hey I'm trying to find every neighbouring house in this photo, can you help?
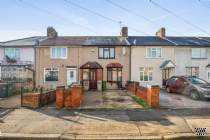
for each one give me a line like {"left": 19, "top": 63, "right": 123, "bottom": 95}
{"left": 0, "top": 37, "right": 46, "bottom": 87}
{"left": 130, "top": 27, "right": 210, "bottom": 87}
{"left": 35, "top": 27, "right": 130, "bottom": 90}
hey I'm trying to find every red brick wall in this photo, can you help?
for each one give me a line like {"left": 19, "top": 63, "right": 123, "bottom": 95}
{"left": 135, "top": 86, "right": 147, "bottom": 101}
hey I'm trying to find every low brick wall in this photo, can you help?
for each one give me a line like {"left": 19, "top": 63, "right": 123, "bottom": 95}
{"left": 56, "top": 84, "right": 83, "bottom": 109}
{"left": 22, "top": 90, "right": 56, "bottom": 109}
{"left": 126, "top": 81, "right": 139, "bottom": 93}
{"left": 126, "top": 81, "right": 160, "bottom": 108}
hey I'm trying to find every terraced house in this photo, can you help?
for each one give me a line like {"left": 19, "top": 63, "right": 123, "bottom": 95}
{"left": 35, "top": 27, "right": 130, "bottom": 90}
{"left": 1, "top": 27, "right": 210, "bottom": 90}
{"left": 0, "top": 37, "right": 45, "bottom": 86}
{"left": 130, "top": 28, "right": 210, "bottom": 87}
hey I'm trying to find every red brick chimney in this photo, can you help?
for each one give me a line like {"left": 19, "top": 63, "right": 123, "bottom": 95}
{"left": 155, "top": 27, "right": 165, "bottom": 38}
{"left": 120, "top": 27, "right": 128, "bottom": 37}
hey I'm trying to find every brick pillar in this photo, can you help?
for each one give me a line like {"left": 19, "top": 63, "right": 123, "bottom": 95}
{"left": 56, "top": 86, "right": 65, "bottom": 109}
{"left": 147, "top": 85, "right": 160, "bottom": 108}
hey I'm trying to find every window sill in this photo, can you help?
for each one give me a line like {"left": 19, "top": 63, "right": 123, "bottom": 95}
{"left": 145, "top": 57, "right": 162, "bottom": 59}
{"left": 191, "top": 58, "right": 208, "bottom": 59}
{"left": 50, "top": 57, "right": 67, "bottom": 60}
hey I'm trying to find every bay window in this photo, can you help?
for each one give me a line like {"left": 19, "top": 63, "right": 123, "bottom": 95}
{"left": 107, "top": 68, "right": 122, "bottom": 82}
{"left": 186, "top": 67, "right": 199, "bottom": 77}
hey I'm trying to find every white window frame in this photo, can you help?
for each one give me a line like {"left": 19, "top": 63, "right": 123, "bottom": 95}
{"left": 146, "top": 47, "right": 162, "bottom": 58}
{"left": 139, "top": 67, "right": 153, "bottom": 82}
{"left": 44, "top": 68, "right": 59, "bottom": 83}
{"left": 50, "top": 47, "right": 67, "bottom": 59}
{"left": 191, "top": 48, "right": 207, "bottom": 59}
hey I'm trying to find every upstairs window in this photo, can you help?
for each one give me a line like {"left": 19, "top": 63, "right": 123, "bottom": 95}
{"left": 98, "top": 47, "right": 115, "bottom": 59}
{"left": 5, "top": 48, "right": 20, "bottom": 59}
{"left": 191, "top": 48, "right": 207, "bottom": 59}
{"left": 146, "top": 48, "right": 162, "bottom": 58}
{"left": 51, "top": 47, "right": 67, "bottom": 59}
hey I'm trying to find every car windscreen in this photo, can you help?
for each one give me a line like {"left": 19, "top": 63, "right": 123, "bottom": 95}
{"left": 187, "top": 77, "right": 207, "bottom": 84}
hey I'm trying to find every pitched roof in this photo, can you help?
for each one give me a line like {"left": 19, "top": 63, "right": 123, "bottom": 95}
{"left": 165, "top": 37, "right": 210, "bottom": 46}
{"left": 39, "top": 36, "right": 128, "bottom": 46}
{"left": 1, "top": 36, "right": 46, "bottom": 47}
{"left": 80, "top": 61, "right": 103, "bottom": 69}
{"left": 127, "top": 36, "right": 174, "bottom": 46}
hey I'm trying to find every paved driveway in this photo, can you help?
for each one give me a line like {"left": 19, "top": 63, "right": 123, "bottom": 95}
{"left": 0, "top": 95, "right": 21, "bottom": 109}
{"left": 160, "top": 90, "right": 210, "bottom": 109}
{"left": 81, "top": 90, "right": 142, "bottom": 109}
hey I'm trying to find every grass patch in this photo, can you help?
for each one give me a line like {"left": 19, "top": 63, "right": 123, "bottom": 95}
{"left": 131, "top": 95, "right": 150, "bottom": 108}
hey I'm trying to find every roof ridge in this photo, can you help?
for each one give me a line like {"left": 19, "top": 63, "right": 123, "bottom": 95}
{"left": 1, "top": 36, "right": 45, "bottom": 44}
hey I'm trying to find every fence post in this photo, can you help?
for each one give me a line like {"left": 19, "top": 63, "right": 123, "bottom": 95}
{"left": 39, "top": 87, "right": 43, "bottom": 107}
{"left": 20, "top": 85, "right": 23, "bottom": 107}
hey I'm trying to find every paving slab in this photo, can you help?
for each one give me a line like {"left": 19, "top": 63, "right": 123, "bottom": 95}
{"left": 137, "top": 116, "right": 192, "bottom": 136}
{"left": 185, "top": 118, "right": 210, "bottom": 134}
{"left": 67, "top": 116, "right": 140, "bottom": 135}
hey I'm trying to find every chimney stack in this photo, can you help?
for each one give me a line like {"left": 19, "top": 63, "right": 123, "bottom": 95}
{"left": 47, "top": 26, "right": 58, "bottom": 38}
{"left": 155, "top": 27, "right": 165, "bottom": 38}
{"left": 120, "top": 27, "right": 128, "bottom": 37}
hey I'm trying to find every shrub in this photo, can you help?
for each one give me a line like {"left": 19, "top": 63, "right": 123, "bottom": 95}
{"left": 102, "top": 81, "right": 107, "bottom": 91}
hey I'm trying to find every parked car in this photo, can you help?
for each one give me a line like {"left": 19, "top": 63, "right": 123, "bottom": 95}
{"left": 166, "top": 76, "right": 210, "bottom": 100}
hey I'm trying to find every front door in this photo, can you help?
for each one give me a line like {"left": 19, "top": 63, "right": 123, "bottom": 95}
{"left": 89, "top": 69, "right": 97, "bottom": 90}
{"left": 162, "top": 68, "right": 170, "bottom": 86}
{"left": 67, "top": 68, "right": 77, "bottom": 86}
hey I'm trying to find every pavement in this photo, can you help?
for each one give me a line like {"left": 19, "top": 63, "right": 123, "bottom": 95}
{"left": 81, "top": 90, "right": 142, "bottom": 109}
{"left": 0, "top": 108, "right": 210, "bottom": 139}
{"left": 160, "top": 89, "right": 210, "bottom": 109}
{"left": 0, "top": 94, "right": 21, "bottom": 109}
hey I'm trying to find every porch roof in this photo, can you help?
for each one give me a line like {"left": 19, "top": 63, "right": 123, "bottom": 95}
{"left": 106, "top": 62, "right": 123, "bottom": 68}
{"left": 160, "top": 60, "right": 175, "bottom": 69}
{"left": 80, "top": 61, "right": 103, "bottom": 69}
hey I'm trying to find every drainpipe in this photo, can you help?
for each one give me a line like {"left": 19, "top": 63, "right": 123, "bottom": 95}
{"left": 129, "top": 45, "right": 131, "bottom": 81}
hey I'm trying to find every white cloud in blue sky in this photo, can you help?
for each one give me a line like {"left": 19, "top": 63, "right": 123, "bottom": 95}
{"left": 0, "top": 0, "right": 210, "bottom": 41}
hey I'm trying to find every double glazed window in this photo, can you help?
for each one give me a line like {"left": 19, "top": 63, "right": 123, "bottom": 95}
{"left": 107, "top": 68, "right": 122, "bottom": 82}
{"left": 98, "top": 47, "right": 115, "bottom": 59}
{"left": 191, "top": 48, "right": 207, "bottom": 59}
{"left": 139, "top": 67, "right": 153, "bottom": 82}
{"left": 5, "top": 48, "right": 20, "bottom": 59}
{"left": 44, "top": 68, "right": 59, "bottom": 82}
{"left": 186, "top": 67, "right": 199, "bottom": 77}
{"left": 146, "top": 48, "right": 161, "bottom": 58}
{"left": 51, "top": 47, "right": 67, "bottom": 59}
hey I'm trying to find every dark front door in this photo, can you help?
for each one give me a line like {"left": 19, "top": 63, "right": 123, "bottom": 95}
{"left": 89, "top": 69, "right": 97, "bottom": 90}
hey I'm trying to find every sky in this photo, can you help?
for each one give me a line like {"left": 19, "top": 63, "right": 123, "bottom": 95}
{"left": 0, "top": 0, "right": 210, "bottom": 42}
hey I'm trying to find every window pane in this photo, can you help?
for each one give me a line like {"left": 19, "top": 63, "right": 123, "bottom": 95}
{"left": 104, "top": 48, "right": 110, "bottom": 58}
{"left": 192, "top": 48, "right": 200, "bottom": 58}
{"left": 107, "top": 70, "right": 112, "bottom": 81}
{"left": 51, "top": 48, "right": 67, "bottom": 58}
{"left": 200, "top": 48, "right": 206, "bottom": 58}
{"left": 156, "top": 48, "right": 161, "bottom": 57}
{"left": 118, "top": 70, "right": 122, "bottom": 81}
{"left": 99, "top": 48, "right": 103, "bottom": 58}
{"left": 61, "top": 48, "right": 67, "bottom": 57}
{"left": 5, "top": 48, "right": 20, "bottom": 59}
{"left": 147, "top": 48, "right": 151, "bottom": 57}
{"left": 110, "top": 48, "right": 114, "bottom": 58}
{"left": 140, "top": 72, "right": 144, "bottom": 81}
{"left": 112, "top": 70, "right": 117, "bottom": 81}
{"left": 45, "top": 69, "right": 58, "bottom": 82}
{"left": 149, "top": 72, "right": 153, "bottom": 81}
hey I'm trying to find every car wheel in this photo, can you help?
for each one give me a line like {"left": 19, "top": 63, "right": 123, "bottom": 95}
{"left": 166, "top": 86, "right": 171, "bottom": 93}
{"left": 190, "top": 90, "right": 200, "bottom": 100}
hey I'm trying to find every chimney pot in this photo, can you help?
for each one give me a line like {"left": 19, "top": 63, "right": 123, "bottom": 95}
{"left": 47, "top": 26, "right": 58, "bottom": 38}
{"left": 120, "top": 27, "right": 128, "bottom": 37}
{"left": 155, "top": 27, "right": 165, "bottom": 38}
